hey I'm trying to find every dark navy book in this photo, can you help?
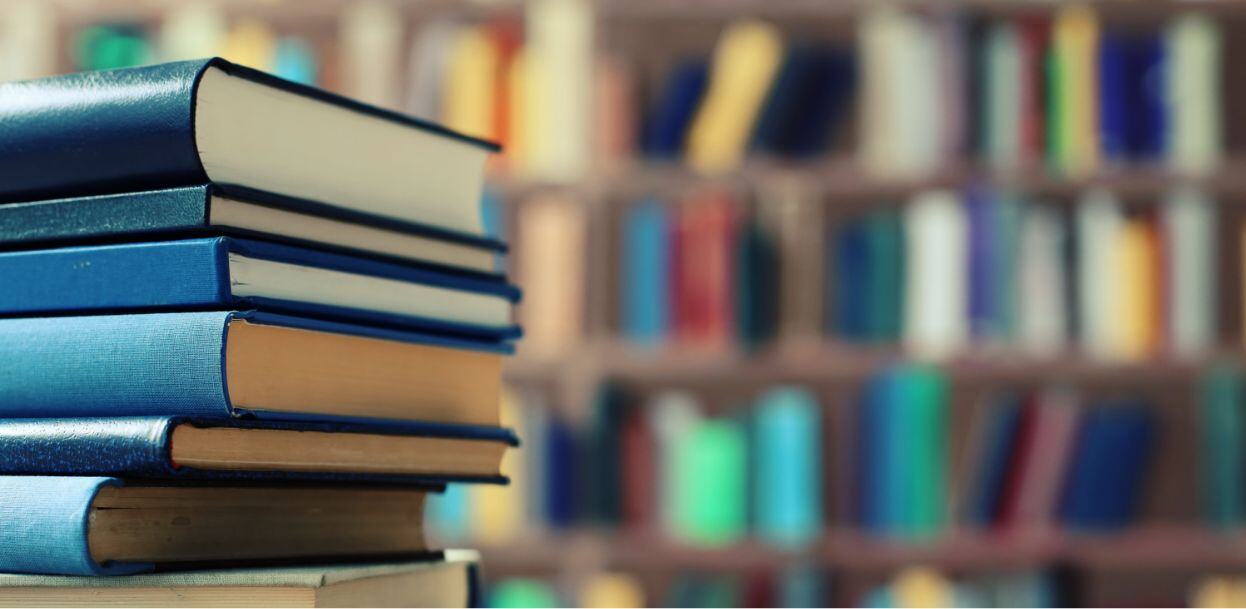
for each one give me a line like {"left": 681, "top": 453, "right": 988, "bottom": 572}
{"left": 0, "top": 236, "right": 520, "bottom": 341}
{"left": 0, "top": 184, "right": 505, "bottom": 276}
{"left": 0, "top": 416, "right": 515, "bottom": 486}
{"left": 0, "top": 58, "right": 499, "bottom": 244}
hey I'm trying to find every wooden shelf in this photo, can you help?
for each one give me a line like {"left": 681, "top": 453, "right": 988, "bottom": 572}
{"left": 473, "top": 527, "right": 1246, "bottom": 574}
{"left": 600, "top": 0, "right": 1246, "bottom": 21}
{"left": 488, "top": 159, "right": 1246, "bottom": 202}
{"left": 504, "top": 341, "right": 1220, "bottom": 387}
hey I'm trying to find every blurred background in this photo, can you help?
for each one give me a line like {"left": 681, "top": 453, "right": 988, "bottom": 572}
{"left": 6, "top": 0, "right": 1246, "bottom": 606}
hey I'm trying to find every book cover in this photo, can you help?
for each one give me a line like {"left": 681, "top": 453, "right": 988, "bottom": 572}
{"left": 0, "top": 236, "right": 519, "bottom": 340}
{"left": 621, "top": 199, "right": 670, "bottom": 345}
{"left": 0, "top": 416, "right": 514, "bottom": 485}
{"left": 753, "top": 387, "right": 821, "bottom": 547}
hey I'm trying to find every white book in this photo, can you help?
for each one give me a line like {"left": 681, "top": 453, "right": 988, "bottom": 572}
{"left": 1166, "top": 13, "right": 1222, "bottom": 174}
{"left": 1018, "top": 203, "right": 1068, "bottom": 355}
{"left": 1076, "top": 189, "right": 1125, "bottom": 359}
{"left": 1163, "top": 186, "right": 1217, "bottom": 356}
{"left": 903, "top": 190, "right": 969, "bottom": 360}
{"left": 859, "top": 7, "right": 901, "bottom": 175}
{"left": 405, "top": 19, "right": 460, "bottom": 121}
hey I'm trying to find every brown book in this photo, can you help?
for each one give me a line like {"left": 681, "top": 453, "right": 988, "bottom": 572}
{"left": 90, "top": 485, "right": 428, "bottom": 567}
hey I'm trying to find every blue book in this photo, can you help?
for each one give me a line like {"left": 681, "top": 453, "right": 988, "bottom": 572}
{"left": 0, "top": 417, "right": 516, "bottom": 485}
{"left": 621, "top": 199, "right": 669, "bottom": 344}
{"left": 754, "top": 388, "right": 822, "bottom": 547}
{"left": 0, "top": 310, "right": 509, "bottom": 427}
{"left": 0, "top": 185, "right": 505, "bottom": 276}
{"left": 0, "top": 476, "right": 442, "bottom": 575}
{"left": 832, "top": 218, "right": 870, "bottom": 341}
{"left": 642, "top": 58, "right": 709, "bottom": 158}
{"left": 1124, "top": 35, "right": 1166, "bottom": 159}
{"left": 0, "top": 236, "right": 519, "bottom": 340}
{"left": 0, "top": 58, "right": 499, "bottom": 242}
{"left": 1098, "top": 34, "right": 1130, "bottom": 160}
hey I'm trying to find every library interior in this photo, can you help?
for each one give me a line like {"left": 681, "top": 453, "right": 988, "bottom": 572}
{"left": 2, "top": 0, "right": 1245, "bottom": 607}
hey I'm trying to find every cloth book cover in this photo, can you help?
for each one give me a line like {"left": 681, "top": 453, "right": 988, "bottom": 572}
{"left": 0, "top": 310, "right": 507, "bottom": 421}
{"left": 0, "top": 236, "right": 520, "bottom": 340}
{"left": 0, "top": 417, "right": 516, "bottom": 485}
{"left": 0, "top": 58, "right": 499, "bottom": 243}
{"left": 0, "top": 184, "right": 507, "bottom": 269}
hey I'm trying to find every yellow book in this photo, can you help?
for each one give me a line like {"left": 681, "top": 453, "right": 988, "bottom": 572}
{"left": 0, "top": 1, "right": 55, "bottom": 81}
{"left": 1114, "top": 219, "right": 1155, "bottom": 360}
{"left": 580, "top": 572, "right": 645, "bottom": 608}
{"left": 685, "top": 20, "right": 784, "bottom": 174}
{"left": 1052, "top": 5, "right": 1099, "bottom": 176}
{"left": 521, "top": 0, "right": 592, "bottom": 182}
{"left": 506, "top": 48, "right": 532, "bottom": 169}
{"left": 441, "top": 26, "right": 498, "bottom": 141}
{"left": 221, "top": 19, "right": 275, "bottom": 72}
{"left": 892, "top": 567, "right": 953, "bottom": 608}
{"left": 469, "top": 387, "right": 525, "bottom": 544}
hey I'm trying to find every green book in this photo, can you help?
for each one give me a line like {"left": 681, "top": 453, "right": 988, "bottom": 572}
{"left": 673, "top": 419, "right": 748, "bottom": 545}
{"left": 1201, "top": 366, "right": 1244, "bottom": 527}
{"left": 903, "top": 365, "right": 949, "bottom": 539}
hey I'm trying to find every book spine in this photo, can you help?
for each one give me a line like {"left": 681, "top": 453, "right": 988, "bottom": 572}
{"left": 0, "top": 60, "right": 208, "bottom": 203}
{"left": 0, "top": 187, "right": 210, "bottom": 247}
{"left": 0, "top": 238, "right": 230, "bottom": 315}
{"left": 0, "top": 476, "right": 148, "bottom": 575}
{"left": 0, "top": 312, "right": 233, "bottom": 418}
{"left": 0, "top": 419, "right": 174, "bottom": 476}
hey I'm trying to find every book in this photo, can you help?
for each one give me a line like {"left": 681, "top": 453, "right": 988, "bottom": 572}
{"left": 685, "top": 20, "right": 784, "bottom": 173}
{"left": 0, "top": 555, "right": 480, "bottom": 607}
{"left": 903, "top": 190, "right": 968, "bottom": 359}
{"left": 0, "top": 58, "right": 498, "bottom": 238}
{"left": 0, "top": 477, "right": 430, "bottom": 575}
{"left": 0, "top": 185, "right": 504, "bottom": 274}
{"left": 753, "top": 387, "right": 821, "bottom": 547}
{"left": 441, "top": 25, "right": 499, "bottom": 141}
{"left": 1018, "top": 202, "right": 1068, "bottom": 355}
{"left": 673, "top": 192, "right": 737, "bottom": 347}
{"left": 221, "top": 19, "right": 275, "bottom": 72}
{"left": 0, "top": 237, "right": 519, "bottom": 339}
{"left": 516, "top": 194, "right": 586, "bottom": 356}
{"left": 672, "top": 418, "right": 747, "bottom": 545}
{"left": 1049, "top": 5, "right": 1100, "bottom": 175}
{"left": 339, "top": 1, "right": 402, "bottom": 109}
{"left": 0, "top": 311, "right": 506, "bottom": 426}
{"left": 1075, "top": 189, "right": 1124, "bottom": 359}
{"left": 621, "top": 199, "right": 670, "bottom": 345}
{"left": 0, "top": 1, "right": 55, "bottom": 82}
{"left": 642, "top": 58, "right": 709, "bottom": 158}
{"left": 0, "top": 417, "right": 514, "bottom": 483}
{"left": 1201, "top": 366, "right": 1244, "bottom": 527}
{"left": 1166, "top": 13, "right": 1222, "bottom": 173}
{"left": 1163, "top": 187, "right": 1216, "bottom": 356}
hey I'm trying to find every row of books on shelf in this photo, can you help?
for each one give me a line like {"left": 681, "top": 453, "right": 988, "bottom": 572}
{"left": 427, "top": 367, "right": 1197, "bottom": 549}
{"left": 518, "top": 185, "right": 1223, "bottom": 360}
{"left": 5, "top": 2, "right": 1226, "bottom": 184}
{"left": 0, "top": 59, "right": 519, "bottom": 606}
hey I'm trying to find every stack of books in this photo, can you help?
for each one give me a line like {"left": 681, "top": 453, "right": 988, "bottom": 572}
{"left": 0, "top": 58, "right": 518, "bottom": 607}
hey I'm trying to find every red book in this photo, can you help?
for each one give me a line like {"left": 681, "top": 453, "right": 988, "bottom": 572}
{"left": 1019, "top": 17, "right": 1050, "bottom": 165}
{"left": 674, "top": 191, "right": 737, "bottom": 347}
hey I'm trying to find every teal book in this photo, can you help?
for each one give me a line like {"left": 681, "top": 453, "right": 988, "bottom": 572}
{"left": 754, "top": 387, "right": 822, "bottom": 547}
{"left": 621, "top": 199, "right": 669, "bottom": 344}
{"left": 1201, "top": 366, "right": 1244, "bottom": 527}
{"left": 864, "top": 209, "right": 905, "bottom": 343}
{"left": 903, "top": 365, "right": 950, "bottom": 538}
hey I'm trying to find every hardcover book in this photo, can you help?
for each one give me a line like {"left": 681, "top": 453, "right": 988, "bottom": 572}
{"left": 0, "top": 58, "right": 498, "bottom": 240}
{"left": 0, "top": 236, "right": 519, "bottom": 340}
{"left": 0, "top": 554, "right": 480, "bottom": 607}
{"left": 0, "top": 185, "right": 504, "bottom": 275}
{"left": 0, "top": 311, "right": 507, "bottom": 426}
{"left": 0, "top": 477, "right": 432, "bottom": 575}
{"left": 0, "top": 417, "right": 515, "bottom": 484}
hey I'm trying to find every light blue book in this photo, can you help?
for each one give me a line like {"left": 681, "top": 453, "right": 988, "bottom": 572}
{"left": 622, "top": 199, "right": 669, "bottom": 344}
{"left": 754, "top": 387, "right": 822, "bottom": 547}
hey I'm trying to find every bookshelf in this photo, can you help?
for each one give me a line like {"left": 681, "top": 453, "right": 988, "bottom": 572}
{"left": 15, "top": 0, "right": 1246, "bottom": 605}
